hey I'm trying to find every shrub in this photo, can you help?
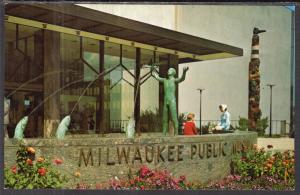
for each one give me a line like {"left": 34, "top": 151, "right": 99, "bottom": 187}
{"left": 236, "top": 117, "right": 268, "bottom": 135}
{"left": 140, "top": 109, "right": 161, "bottom": 132}
{"left": 256, "top": 117, "right": 269, "bottom": 136}
{"left": 4, "top": 143, "right": 68, "bottom": 189}
{"left": 232, "top": 146, "right": 270, "bottom": 179}
{"left": 206, "top": 146, "right": 295, "bottom": 190}
{"left": 237, "top": 117, "right": 249, "bottom": 131}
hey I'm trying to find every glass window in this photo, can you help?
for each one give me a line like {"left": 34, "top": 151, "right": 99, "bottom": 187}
{"left": 4, "top": 22, "right": 43, "bottom": 138}
{"left": 104, "top": 43, "right": 136, "bottom": 132}
{"left": 60, "top": 34, "right": 99, "bottom": 132}
{"left": 139, "top": 49, "right": 169, "bottom": 132}
{"left": 5, "top": 21, "right": 177, "bottom": 136}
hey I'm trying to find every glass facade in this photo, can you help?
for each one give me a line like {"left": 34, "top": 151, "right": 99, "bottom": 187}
{"left": 4, "top": 21, "right": 178, "bottom": 137}
{"left": 60, "top": 33, "right": 99, "bottom": 132}
{"left": 4, "top": 22, "right": 44, "bottom": 137}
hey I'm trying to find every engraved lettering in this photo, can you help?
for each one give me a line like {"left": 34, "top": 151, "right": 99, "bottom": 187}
{"left": 157, "top": 146, "right": 165, "bottom": 162}
{"left": 145, "top": 146, "right": 154, "bottom": 163}
{"left": 106, "top": 147, "right": 115, "bottom": 165}
{"left": 177, "top": 145, "right": 184, "bottom": 161}
{"left": 198, "top": 144, "right": 205, "bottom": 159}
{"left": 222, "top": 142, "right": 227, "bottom": 156}
{"left": 207, "top": 143, "right": 212, "bottom": 158}
{"left": 213, "top": 143, "right": 218, "bottom": 158}
{"left": 78, "top": 148, "right": 93, "bottom": 167}
{"left": 191, "top": 144, "right": 197, "bottom": 159}
{"left": 117, "top": 147, "right": 130, "bottom": 164}
{"left": 168, "top": 145, "right": 175, "bottom": 161}
{"left": 132, "top": 146, "right": 142, "bottom": 164}
{"left": 98, "top": 147, "right": 101, "bottom": 166}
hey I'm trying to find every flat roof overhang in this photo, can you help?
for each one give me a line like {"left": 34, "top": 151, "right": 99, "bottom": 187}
{"left": 5, "top": 3, "right": 243, "bottom": 63}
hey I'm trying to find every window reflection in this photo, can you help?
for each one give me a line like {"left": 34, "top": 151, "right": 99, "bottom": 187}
{"left": 4, "top": 22, "right": 43, "bottom": 138}
{"left": 60, "top": 34, "right": 99, "bottom": 133}
{"left": 4, "top": 21, "right": 177, "bottom": 136}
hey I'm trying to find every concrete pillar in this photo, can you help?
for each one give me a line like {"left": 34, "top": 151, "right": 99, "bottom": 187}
{"left": 135, "top": 48, "right": 141, "bottom": 136}
{"left": 34, "top": 30, "right": 44, "bottom": 137}
{"left": 43, "top": 30, "right": 61, "bottom": 138}
{"left": 96, "top": 40, "right": 106, "bottom": 134}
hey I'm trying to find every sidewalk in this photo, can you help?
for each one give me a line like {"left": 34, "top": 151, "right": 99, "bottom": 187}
{"left": 257, "top": 137, "right": 294, "bottom": 151}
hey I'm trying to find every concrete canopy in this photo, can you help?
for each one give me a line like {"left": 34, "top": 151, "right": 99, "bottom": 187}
{"left": 5, "top": 3, "right": 243, "bottom": 63}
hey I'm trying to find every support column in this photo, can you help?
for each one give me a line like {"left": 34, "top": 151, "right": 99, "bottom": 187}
{"left": 135, "top": 48, "right": 141, "bottom": 136}
{"left": 43, "top": 30, "right": 61, "bottom": 138}
{"left": 96, "top": 40, "right": 105, "bottom": 134}
{"left": 34, "top": 30, "right": 44, "bottom": 137}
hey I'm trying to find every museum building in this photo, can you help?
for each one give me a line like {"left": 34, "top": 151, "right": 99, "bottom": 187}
{"left": 4, "top": 4, "right": 243, "bottom": 138}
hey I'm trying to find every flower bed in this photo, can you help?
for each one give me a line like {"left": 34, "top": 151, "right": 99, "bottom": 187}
{"left": 4, "top": 143, "right": 295, "bottom": 190}
{"left": 204, "top": 144, "right": 295, "bottom": 190}
{"left": 74, "top": 144, "right": 295, "bottom": 190}
{"left": 4, "top": 143, "right": 68, "bottom": 189}
{"left": 76, "top": 166, "right": 191, "bottom": 190}
{"left": 232, "top": 144, "right": 295, "bottom": 182}
{"left": 204, "top": 174, "right": 294, "bottom": 190}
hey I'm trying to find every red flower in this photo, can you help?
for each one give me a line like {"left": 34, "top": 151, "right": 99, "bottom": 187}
{"left": 26, "top": 159, "right": 33, "bottom": 165}
{"left": 140, "top": 166, "right": 150, "bottom": 178}
{"left": 179, "top": 175, "right": 186, "bottom": 181}
{"left": 54, "top": 158, "right": 63, "bottom": 165}
{"left": 129, "top": 179, "right": 135, "bottom": 185}
{"left": 11, "top": 165, "right": 17, "bottom": 174}
{"left": 38, "top": 167, "right": 47, "bottom": 176}
{"left": 140, "top": 185, "right": 145, "bottom": 190}
{"left": 267, "top": 145, "right": 273, "bottom": 149}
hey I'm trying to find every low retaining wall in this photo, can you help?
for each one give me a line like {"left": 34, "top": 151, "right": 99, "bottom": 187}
{"left": 4, "top": 131, "right": 257, "bottom": 188}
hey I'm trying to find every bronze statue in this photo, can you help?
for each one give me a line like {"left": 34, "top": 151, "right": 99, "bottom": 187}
{"left": 151, "top": 65, "right": 189, "bottom": 135}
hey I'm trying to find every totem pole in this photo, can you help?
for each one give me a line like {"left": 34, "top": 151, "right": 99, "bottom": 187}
{"left": 248, "top": 27, "right": 266, "bottom": 130}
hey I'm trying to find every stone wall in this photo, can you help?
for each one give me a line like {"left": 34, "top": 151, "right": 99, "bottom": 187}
{"left": 4, "top": 131, "right": 257, "bottom": 188}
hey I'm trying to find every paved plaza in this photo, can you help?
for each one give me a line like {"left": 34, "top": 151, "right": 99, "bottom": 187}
{"left": 257, "top": 137, "right": 294, "bottom": 151}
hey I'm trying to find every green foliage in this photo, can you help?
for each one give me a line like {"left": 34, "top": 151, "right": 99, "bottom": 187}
{"left": 237, "top": 117, "right": 249, "bottom": 131}
{"left": 232, "top": 147, "right": 270, "bottom": 179}
{"left": 256, "top": 117, "right": 269, "bottom": 136}
{"left": 236, "top": 117, "right": 268, "bottom": 135}
{"left": 232, "top": 145, "right": 295, "bottom": 183}
{"left": 4, "top": 143, "right": 68, "bottom": 189}
{"left": 140, "top": 108, "right": 161, "bottom": 132}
